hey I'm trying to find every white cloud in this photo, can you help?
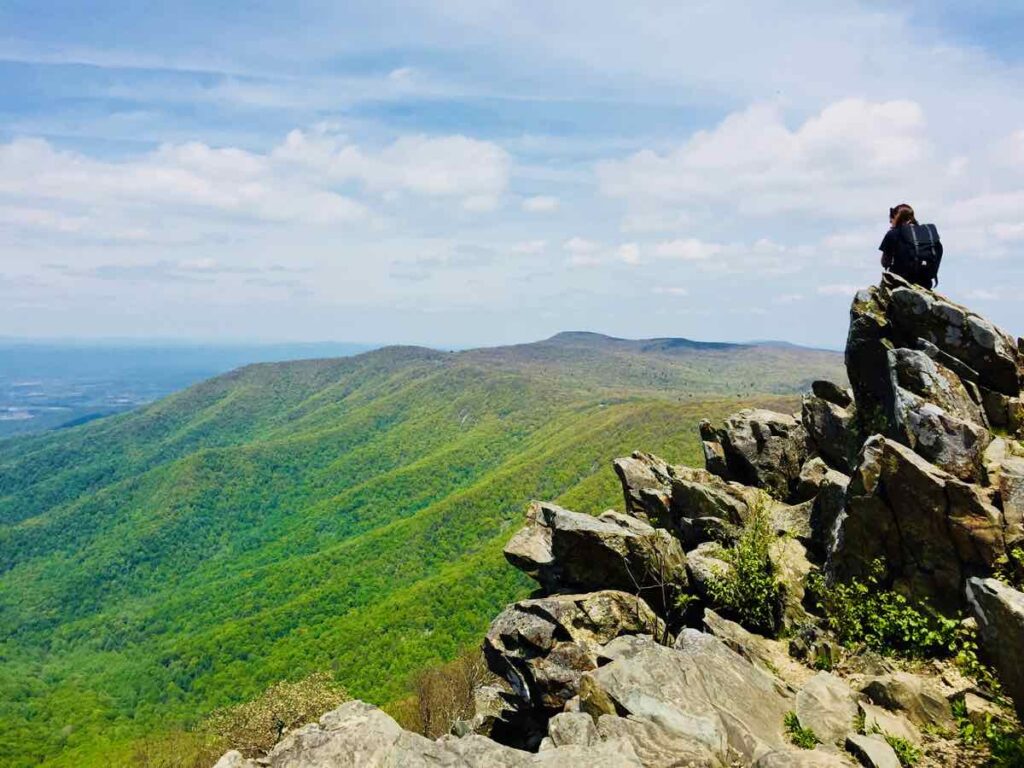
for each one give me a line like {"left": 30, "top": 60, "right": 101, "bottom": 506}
{"left": 0, "top": 136, "right": 366, "bottom": 229}
{"left": 563, "top": 236, "right": 600, "bottom": 255}
{"left": 0, "top": 127, "right": 512, "bottom": 244}
{"left": 618, "top": 243, "right": 640, "bottom": 265}
{"left": 274, "top": 128, "right": 510, "bottom": 206}
{"left": 773, "top": 293, "right": 804, "bottom": 304}
{"left": 967, "top": 288, "right": 1004, "bottom": 301}
{"left": 511, "top": 239, "right": 547, "bottom": 255}
{"left": 653, "top": 286, "right": 688, "bottom": 296}
{"left": 522, "top": 195, "right": 559, "bottom": 213}
{"left": 653, "top": 238, "right": 721, "bottom": 261}
{"left": 598, "top": 99, "right": 930, "bottom": 221}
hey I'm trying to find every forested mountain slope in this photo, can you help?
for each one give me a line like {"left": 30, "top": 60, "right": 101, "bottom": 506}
{"left": 0, "top": 334, "right": 844, "bottom": 766}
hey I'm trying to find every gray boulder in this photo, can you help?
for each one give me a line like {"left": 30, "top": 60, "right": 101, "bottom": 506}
{"left": 889, "top": 347, "right": 991, "bottom": 482}
{"left": 891, "top": 389, "right": 990, "bottom": 483}
{"left": 858, "top": 671, "right": 956, "bottom": 733}
{"left": 579, "top": 631, "right": 793, "bottom": 765}
{"left": 700, "top": 419, "right": 733, "bottom": 479}
{"left": 612, "top": 452, "right": 675, "bottom": 528}
{"left": 886, "top": 281, "right": 1023, "bottom": 397}
{"left": 846, "top": 285, "right": 898, "bottom": 437}
{"left": 670, "top": 467, "right": 759, "bottom": 546}
{"left": 844, "top": 734, "right": 901, "bottom": 768}
{"left": 544, "top": 712, "right": 598, "bottom": 748}
{"left": 833, "top": 436, "right": 1005, "bottom": 613}
{"left": 845, "top": 276, "right": 1024, "bottom": 443}
{"left": 997, "top": 456, "right": 1024, "bottom": 546}
{"left": 503, "top": 502, "right": 688, "bottom": 612}
{"left": 770, "top": 536, "right": 815, "bottom": 630}
{"left": 483, "top": 591, "right": 667, "bottom": 716}
{"left": 889, "top": 347, "right": 986, "bottom": 426}
{"left": 795, "top": 672, "right": 860, "bottom": 746}
{"left": 594, "top": 714, "right": 719, "bottom": 767}
{"left": 713, "top": 409, "right": 810, "bottom": 500}
{"left": 802, "top": 394, "right": 859, "bottom": 474}
{"left": 966, "top": 577, "right": 1024, "bottom": 719}
{"left": 703, "top": 609, "right": 815, "bottom": 690}
{"left": 613, "top": 452, "right": 760, "bottom": 546}
{"left": 794, "top": 458, "right": 850, "bottom": 557}
{"left": 685, "top": 542, "right": 732, "bottom": 602}
{"left": 857, "top": 701, "right": 921, "bottom": 747}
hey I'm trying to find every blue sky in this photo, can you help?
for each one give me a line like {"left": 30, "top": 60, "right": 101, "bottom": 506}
{"left": 1, "top": 1, "right": 1023, "bottom": 347}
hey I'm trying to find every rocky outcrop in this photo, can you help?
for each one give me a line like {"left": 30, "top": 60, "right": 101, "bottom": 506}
{"left": 844, "top": 734, "right": 901, "bottom": 768}
{"left": 795, "top": 672, "right": 860, "bottom": 746}
{"left": 802, "top": 394, "right": 859, "bottom": 474}
{"left": 857, "top": 671, "right": 956, "bottom": 733}
{"left": 503, "top": 502, "right": 688, "bottom": 612}
{"left": 847, "top": 274, "right": 1023, "bottom": 440}
{"left": 213, "top": 276, "right": 1024, "bottom": 767}
{"left": 615, "top": 450, "right": 761, "bottom": 546}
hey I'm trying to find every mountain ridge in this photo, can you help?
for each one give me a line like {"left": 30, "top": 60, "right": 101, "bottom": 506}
{"left": 0, "top": 328, "right": 845, "bottom": 767}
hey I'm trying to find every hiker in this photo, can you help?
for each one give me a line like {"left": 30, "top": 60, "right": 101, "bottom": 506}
{"left": 880, "top": 203, "right": 943, "bottom": 289}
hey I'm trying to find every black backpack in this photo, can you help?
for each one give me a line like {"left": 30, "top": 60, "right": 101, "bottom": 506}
{"left": 895, "top": 223, "right": 943, "bottom": 288}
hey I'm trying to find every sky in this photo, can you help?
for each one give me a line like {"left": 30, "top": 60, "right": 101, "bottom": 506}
{"left": 1, "top": 1, "right": 1023, "bottom": 348}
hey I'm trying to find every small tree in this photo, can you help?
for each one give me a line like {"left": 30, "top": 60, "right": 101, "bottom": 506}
{"left": 706, "top": 493, "right": 781, "bottom": 634}
{"left": 204, "top": 671, "right": 349, "bottom": 756}
{"left": 413, "top": 650, "right": 494, "bottom": 739}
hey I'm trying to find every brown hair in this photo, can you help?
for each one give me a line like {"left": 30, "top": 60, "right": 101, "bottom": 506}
{"left": 890, "top": 203, "right": 917, "bottom": 227}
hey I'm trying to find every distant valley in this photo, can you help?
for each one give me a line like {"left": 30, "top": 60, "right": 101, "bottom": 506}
{"left": 0, "top": 342, "right": 374, "bottom": 437}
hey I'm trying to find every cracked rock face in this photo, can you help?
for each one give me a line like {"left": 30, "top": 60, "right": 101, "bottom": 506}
{"left": 614, "top": 450, "right": 760, "bottom": 547}
{"left": 503, "top": 502, "right": 688, "bottom": 612}
{"left": 801, "top": 394, "right": 859, "bottom": 474}
{"left": 483, "top": 591, "right": 667, "bottom": 720}
{"left": 579, "top": 631, "right": 794, "bottom": 765}
{"left": 707, "top": 409, "right": 811, "bottom": 500}
{"left": 832, "top": 436, "right": 1005, "bottom": 613}
{"left": 213, "top": 701, "right": 647, "bottom": 768}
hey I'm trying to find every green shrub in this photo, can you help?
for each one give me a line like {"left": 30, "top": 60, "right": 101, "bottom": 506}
{"left": 809, "top": 563, "right": 1002, "bottom": 693}
{"left": 784, "top": 711, "right": 820, "bottom": 749}
{"left": 881, "top": 733, "right": 921, "bottom": 766}
{"left": 806, "top": 561, "right": 959, "bottom": 658}
{"left": 707, "top": 494, "right": 781, "bottom": 634}
{"left": 952, "top": 697, "right": 1024, "bottom": 767}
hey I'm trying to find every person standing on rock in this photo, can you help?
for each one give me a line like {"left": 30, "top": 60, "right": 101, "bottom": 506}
{"left": 880, "top": 203, "right": 943, "bottom": 289}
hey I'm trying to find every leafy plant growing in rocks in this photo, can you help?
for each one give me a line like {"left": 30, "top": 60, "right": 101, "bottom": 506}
{"left": 783, "top": 711, "right": 820, "bottom": 749}
{"left": 807, "top": 561, "right": 962, "bottom": 658}
{"left": 952, "top": 697, "right": 1024, "bottom": 767}
{"left": 706, "top": 493, "right": 781, "bottom": 634}
{"left": 807, "top": 561, "right": 1007, "bottom": 699}
{"left": 878, "top": 731, "right": 921, "bottom": 767}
